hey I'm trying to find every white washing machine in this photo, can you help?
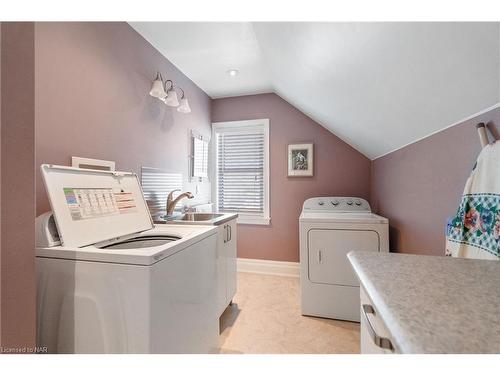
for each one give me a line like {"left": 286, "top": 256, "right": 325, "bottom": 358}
{"left": 299, "top": 197, "right": 389, "bottom": 322}
{"left": 35, "top": 164, "right": 219, "bottom": 353}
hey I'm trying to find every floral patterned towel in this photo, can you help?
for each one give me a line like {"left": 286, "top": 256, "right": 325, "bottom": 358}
{"left": 446, "top": 141, "right": 499, "bottom": 259}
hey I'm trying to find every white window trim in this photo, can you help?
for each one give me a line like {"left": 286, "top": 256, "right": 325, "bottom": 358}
{"left": 211, "top": 119, "right": 270, "bottom": 226}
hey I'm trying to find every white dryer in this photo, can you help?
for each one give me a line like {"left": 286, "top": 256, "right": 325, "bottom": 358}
{"left": 299, "top": 197, "right": 389, "bottom": 322}
{"left": 36, "top": 165, "right": 219, "bottom": 353}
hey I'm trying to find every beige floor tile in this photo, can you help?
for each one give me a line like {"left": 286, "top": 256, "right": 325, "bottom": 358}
{"left": 219, "top": 272, "right": 360, "bottom": 354}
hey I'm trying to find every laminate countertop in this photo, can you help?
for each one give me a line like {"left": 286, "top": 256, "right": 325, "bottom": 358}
{"left": 348, "top": 251, "right": 500, "bottom": 353}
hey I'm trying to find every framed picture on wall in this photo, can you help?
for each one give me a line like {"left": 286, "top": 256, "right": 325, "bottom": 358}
{"left": 288, "top": 143, "right": 314, "bottom": 177}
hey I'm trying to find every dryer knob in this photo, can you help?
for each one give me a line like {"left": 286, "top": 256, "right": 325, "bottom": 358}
{"left": 318, "top": 201, "right": 325, "bottom": 206}
{"left": 331, "top": 200, "right": 339, "bottom": 206}
{"left": 355, "top": 201, "right": 362, "bottom": 206}
{"left": 346, "top": 200, "right": 353, "bottom": 205}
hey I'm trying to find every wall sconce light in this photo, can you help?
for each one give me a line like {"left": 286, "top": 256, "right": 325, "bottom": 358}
{"left": 149, "top": 72, "right": 190, "bottom": 114}
{"left": 177, "top": 88, "right": 191, "bottom": 113}
{"left": 163, "top": 80, "right": 180, "bottom": 107}
{"left": 149, "top": 73, "right": 167, "bottom": 99}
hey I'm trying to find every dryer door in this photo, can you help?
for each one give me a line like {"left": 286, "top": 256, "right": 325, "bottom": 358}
{"left": 308, "top": 229, "right": 380, "bottom": 286}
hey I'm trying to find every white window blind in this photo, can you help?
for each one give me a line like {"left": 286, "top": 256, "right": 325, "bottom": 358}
{"left": 212, "top": 119, "right": 270, "bottom": 225}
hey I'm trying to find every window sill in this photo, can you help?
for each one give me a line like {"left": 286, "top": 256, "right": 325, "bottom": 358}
{"left": 237, "top": 216, "right": 271, "bottom": 226}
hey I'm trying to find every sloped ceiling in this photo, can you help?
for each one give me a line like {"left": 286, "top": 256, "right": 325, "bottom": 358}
{"left": 130, "top": 22, "right": 500, "bottom": 159}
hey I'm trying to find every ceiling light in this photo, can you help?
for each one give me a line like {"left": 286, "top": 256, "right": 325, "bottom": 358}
{"left": 226, "top": 69, "right": 239, "bottom": 77}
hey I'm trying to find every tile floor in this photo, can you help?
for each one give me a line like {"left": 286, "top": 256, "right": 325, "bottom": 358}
{"left": 219, "top": 272, "right": 360, "bottom": 354}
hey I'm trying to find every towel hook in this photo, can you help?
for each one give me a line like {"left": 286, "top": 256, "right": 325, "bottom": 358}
{"left": 476, "top": 123, "right": 490, "bottom": 149}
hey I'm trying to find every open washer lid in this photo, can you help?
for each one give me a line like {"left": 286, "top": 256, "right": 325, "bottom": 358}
{"left": 40, "top": 164, "right": 154, "bottom": 248}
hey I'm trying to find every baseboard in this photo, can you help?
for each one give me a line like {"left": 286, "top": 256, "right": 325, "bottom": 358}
{"left": 237, "top": 258, "right": 299, "bottom": 278}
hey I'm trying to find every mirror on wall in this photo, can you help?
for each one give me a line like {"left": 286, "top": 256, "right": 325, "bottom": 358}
{"left": 190, "top": 131, "right": 209, "bottom": 180}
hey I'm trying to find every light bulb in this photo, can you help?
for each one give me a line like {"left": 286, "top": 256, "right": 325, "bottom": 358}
{"left": 149, "top": 78, "right": 166, "bottom": 99}
{"left": 164, "top": 90, "right": 179, "bottom": 107}
{"left": 177, "top": 97, "right": 191, "bottom": 113}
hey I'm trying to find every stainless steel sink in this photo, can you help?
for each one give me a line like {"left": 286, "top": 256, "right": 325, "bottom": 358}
{"left": 178, "top": 213, "right": 224, "bottom": 221}
{"left": 154, "top": 212, "right": 237, "bottom": 225}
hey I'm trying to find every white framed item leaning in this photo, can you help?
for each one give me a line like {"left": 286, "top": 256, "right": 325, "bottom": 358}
{"left": 288, "top": 143, "right": 313, "bottom": 177}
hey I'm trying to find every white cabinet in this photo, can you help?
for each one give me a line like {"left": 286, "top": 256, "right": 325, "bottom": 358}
{"left": 225, "top": 220, "right": 237, "bottom": 305}
{"left": 360, "top": 286, "right": 395, "bottom": 354}
{"left": 216, "top": 218, "right": 237, "bottom": 316}
{"left": 216, "top": 225, "right": 228, "bottom": 316}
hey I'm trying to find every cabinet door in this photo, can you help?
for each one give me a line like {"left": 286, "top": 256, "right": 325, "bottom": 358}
{"left": 360, "top": 287, "right": 394, "bottom": 354}
{"left": 225, "top": 219, "right": 237, "bottom": 305}
{"left": 216, "top": 224, "right": 227, "bottom": 316}
{"left": 308, "top": 229, "right": 379, "bottom": 286}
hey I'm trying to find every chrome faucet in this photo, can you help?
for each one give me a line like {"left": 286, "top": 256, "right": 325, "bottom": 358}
{"left": 166, "top": 189, "right": 194, "bottom": 216}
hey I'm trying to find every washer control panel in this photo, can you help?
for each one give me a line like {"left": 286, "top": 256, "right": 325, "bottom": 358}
{"left": 302, "top": 197, "right": 371, "bottom": 212}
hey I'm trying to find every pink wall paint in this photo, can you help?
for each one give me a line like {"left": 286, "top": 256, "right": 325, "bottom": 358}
{"left": 4, "top": 19, "right": 497, "bottom": 352}
{"left": 0, "top": 21, "right": 2, "bottom": 347}
{"left": 212, "top": 93, "right": 371, "bottom": 262}
{"left": 371, "top": 108, "right": 500, "bottom": 255}
{"left": 35, "top": 22, "right": 212, "bottom": 215}
{"left": 1, "top": 22, "right": 36, "bottom": 350}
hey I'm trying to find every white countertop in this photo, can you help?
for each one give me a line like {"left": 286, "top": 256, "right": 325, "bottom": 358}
{"left": 348, "top": 251, "right": 500, "bottom": 353}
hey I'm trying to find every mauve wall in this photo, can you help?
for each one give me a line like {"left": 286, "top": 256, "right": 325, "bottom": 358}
{"left": 371, "top": 108, "right": 500, "bottom": 255}
{"left": 1, "top": 22, "right": 36, "bottom": 349}
{"left": 0, "top": 22, "right": 2, "bottom": 344}
{"left": 212, "top": 93, "right": 371, "bottom": 262}
{"left": 35, "top": 22, "right": 212, "bottom": 215}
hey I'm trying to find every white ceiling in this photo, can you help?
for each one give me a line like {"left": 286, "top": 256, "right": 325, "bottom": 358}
{"left": 130, "top": 22, "right": 500, "bottom": 159}
{"left": 130, "top": 22, "right": 272, "bottom": 98}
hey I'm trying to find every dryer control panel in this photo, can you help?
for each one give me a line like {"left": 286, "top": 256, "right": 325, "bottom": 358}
{"left": 302, "top": 197, "right": 371, "bottom": 212}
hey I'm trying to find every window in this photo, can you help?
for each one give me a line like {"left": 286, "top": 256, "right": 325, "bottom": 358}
{"left": 212, "top": 119, "right": 270, "bottom": 225}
